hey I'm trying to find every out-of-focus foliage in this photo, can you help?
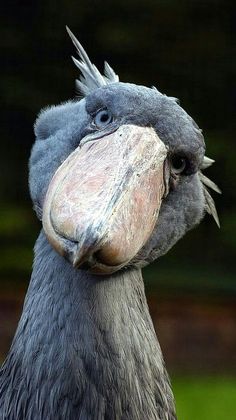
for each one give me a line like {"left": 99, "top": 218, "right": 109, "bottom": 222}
{"left": 173, "top": 375, "right": 236, "bottom": 420}
{"left": 0, "top": 0, "right": 235, "bottom": 292}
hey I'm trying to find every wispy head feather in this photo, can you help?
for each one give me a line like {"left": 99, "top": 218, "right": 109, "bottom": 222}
{"left": 66, "top": 26, "right": 119, "bottom": 96}
{"left": 200, "top": 156, "right": 221, "bottom": 227}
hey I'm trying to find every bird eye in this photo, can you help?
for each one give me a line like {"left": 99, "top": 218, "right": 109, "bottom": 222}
{"left": 94, "top": 109, "right": 113, "bottom": 128}
{"left": 171, "top": 155, "right": 187, "bottom": 174}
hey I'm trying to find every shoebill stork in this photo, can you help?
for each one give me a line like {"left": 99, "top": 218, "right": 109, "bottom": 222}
{"left": 0, "top": 28, "right": 220, "bottom": 420}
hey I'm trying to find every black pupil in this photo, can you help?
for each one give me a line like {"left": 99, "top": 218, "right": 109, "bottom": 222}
{"left": 100, "top": 112, "right": 109, "bottom": 123}
{"left": 172, "top": 156, "right": 185, "bottom": 170}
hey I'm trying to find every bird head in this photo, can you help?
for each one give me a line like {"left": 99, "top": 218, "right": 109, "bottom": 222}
{"left": 29, "top": 28, "right": 220, "bottom": 274}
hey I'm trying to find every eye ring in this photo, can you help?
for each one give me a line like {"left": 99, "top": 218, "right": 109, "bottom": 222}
{"left": 94, "top": 109, "right": 113, "bottom": 129}
{"left": 170, "top": 155, "right": 187, "bottom": 175}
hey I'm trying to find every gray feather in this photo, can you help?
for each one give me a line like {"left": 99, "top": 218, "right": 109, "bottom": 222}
{"left": 66, "top": 26, "right": 119, "bottom": 96}
{"left": 104, "top": 61, "right": 119, "bottom": 83}
{"left": 203, "top": 186, "right": 220, "bottom": 228}
{"left": 199, "top": 172, "right": 222, "bottom": 194}
{"left": 199, "top": 155, "right": 221, "bottom": 227}
{"left": 201, "top": 155, "right": 215, "bottom": 169}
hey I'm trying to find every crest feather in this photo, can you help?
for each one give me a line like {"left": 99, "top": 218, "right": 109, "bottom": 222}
{"left": 200, "top": 156, "right": 221, "bottom": 227}
{"left": 201, "top": 155, "right": 215, "bottom": 170}
{"left": 66, "top": 26, "right": 119, "bottom": 96}
{"left": 203, "top": 187, "right": 220, "bottom": 228}
{"left": 199, "top": 173, "right": 222, "bottom": 194}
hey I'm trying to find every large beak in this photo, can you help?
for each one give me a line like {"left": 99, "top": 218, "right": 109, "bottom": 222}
{"left": 42, "top": 124, "right": 167, "bottom": 274}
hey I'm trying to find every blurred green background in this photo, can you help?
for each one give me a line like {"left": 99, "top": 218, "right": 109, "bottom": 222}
{"left": 0, "top": 0, "right": 235, "bottom": 418}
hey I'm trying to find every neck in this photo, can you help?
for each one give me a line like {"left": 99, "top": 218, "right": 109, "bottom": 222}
{"left": 0, "top": 231, "right": 176, "bottom": 420}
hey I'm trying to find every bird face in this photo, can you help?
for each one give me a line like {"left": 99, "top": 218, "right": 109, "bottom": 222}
{"left": 29, "top": 31, "right": 219, "bottom": 274}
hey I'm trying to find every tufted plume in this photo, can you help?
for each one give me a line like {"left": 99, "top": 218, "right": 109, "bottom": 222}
{"left": 200, "top": 156, "right": 221, "bottom": 227}
{"left": 66, "top": 26, "right": 119, "bottom": 96}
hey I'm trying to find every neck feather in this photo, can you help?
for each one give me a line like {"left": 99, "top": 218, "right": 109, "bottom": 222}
{"left": 0, "top": 231, "right": 176, "bottom": 420}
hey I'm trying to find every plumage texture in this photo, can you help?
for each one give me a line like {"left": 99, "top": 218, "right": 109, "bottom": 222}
{"left": 0, "top": 232, "right": 175, "bottom": 419}
{"left": 0, "top": 30, "right": 220, "bottom": 420}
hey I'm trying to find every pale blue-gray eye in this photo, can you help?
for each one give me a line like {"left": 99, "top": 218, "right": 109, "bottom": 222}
{"left": 94, "top": 109, "right": 113, "bottom": 128}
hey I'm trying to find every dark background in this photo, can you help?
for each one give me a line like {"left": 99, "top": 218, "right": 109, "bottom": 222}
{"left": 0, "top": 1, "right": 235, "bottom": 418}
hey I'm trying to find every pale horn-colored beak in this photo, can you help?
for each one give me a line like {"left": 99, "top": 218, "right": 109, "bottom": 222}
{"left": 42, "top": 124, "right": 167, "bottom": 274}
